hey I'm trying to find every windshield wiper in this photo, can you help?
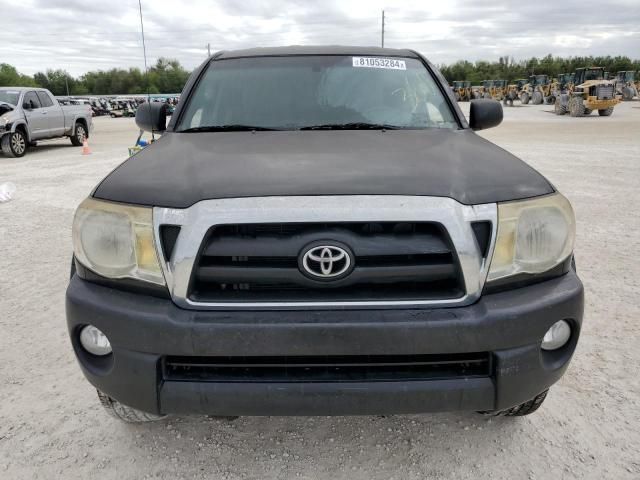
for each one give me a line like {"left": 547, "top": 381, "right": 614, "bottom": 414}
{"left": 299, "top": 122, "right": 401, "bottom": 130}
{"left": 179, "top": 125, "right": 281, "bottom": 132}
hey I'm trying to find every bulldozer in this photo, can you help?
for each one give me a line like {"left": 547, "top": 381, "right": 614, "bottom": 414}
{"left": 614, "top": 71, "right": 638, "bottom": 101}
{"left": 554, "top": 67, "right": 621, "bottom": 117}
{"left": 519, "top": 75, "right": 549, "bottom": 105}
{"left": 452, "top": 81, "right": 473, "bottom": 101}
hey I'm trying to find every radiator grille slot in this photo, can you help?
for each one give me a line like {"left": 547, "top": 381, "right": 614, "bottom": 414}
{"left": 188, "top": 222, "right": 465, "bottom": 303}
{"left": 163, "top": 353, "right": 492, "bottom": 383}
{"left": 596, "top": 85, "right": 614, "bottom": 99}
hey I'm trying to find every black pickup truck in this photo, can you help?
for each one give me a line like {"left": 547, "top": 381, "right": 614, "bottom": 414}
{"left": 66, "top": 46, "right": 583, "bottom": 422}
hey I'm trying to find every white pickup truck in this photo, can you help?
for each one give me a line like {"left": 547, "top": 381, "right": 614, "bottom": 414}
{"left": 0, "top": 87, "right": 92, "bottom": 157}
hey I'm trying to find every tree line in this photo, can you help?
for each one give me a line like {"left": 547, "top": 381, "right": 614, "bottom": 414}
{"left": 1, "top": 54, "right": 639, "bottom": 96}
{"left": 0, "top": 58, "right": 190, "bottom": 96}
{"left": 439, "top": 54, "right": 640, "bottom": 83}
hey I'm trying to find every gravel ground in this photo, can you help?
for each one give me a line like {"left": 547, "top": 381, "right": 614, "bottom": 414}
{"left": 1, "top": 102, "right": 639, "bottom": 479}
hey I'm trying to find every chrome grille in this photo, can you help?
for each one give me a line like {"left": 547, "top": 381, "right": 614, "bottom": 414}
{"left": 153, "top": 196, "right": 498, "bottom": 309}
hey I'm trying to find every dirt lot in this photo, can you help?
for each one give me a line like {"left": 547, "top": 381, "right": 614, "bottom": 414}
{"left": 1, "top": 102, "right": 639, "bottom": 479}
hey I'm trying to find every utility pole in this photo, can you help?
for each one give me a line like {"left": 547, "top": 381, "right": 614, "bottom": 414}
{"left": 207, "top": 43, "right": 211, "bottom": 57}
{"left": 381, "top": 10, "right": 385, "bottom": 48}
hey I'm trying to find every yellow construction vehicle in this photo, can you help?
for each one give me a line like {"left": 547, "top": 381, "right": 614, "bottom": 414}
{"left": 614, "top": 71, "right": 638, "bottom": 101}
{"left": 555, "top": 67, "right": 621, "bottom": 117}
{"left": 479, "top": 80, "right": 507, "bottom": 100}
{"left": 503, "top": 79, "right": 527, "bottom": 106}
{"left": 519, "top": 76, "right": 548, "bottom": 105}
{"left": 451, "top": 81, "right": 473, "bottom": 101}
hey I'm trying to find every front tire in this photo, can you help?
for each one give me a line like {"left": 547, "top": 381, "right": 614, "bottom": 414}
{"left": 1, "top": 130, "right": 28, "bottom": 158}
{"left": 479, "top": 389, "right": 549, "bottom": 417}
{"left": 554, "top": 99, "right": 566, "bottom": 115}
{"left": 520, "top": 92, "right": 530, "bottom": 104}
{"left": 70, "top": 122, "right": 87, "bottom": 146}
{"left": 532, "top": 91, "right": 543, "bottom": 105}
{"left": 568, "top": 97, "right": 585, "bottom": 117}
{"left": 97, "top": 390, "right": 165, "bottom": 423}
{"left": 598, "top": 107, "right": 614, "bottom": 116}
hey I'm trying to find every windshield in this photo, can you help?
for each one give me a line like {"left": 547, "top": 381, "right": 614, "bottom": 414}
{"left": 177, "top": 55, "right": 457, "bottom": 131}
{"left": 0, "top": 89, "right": 20, "bottom": 106}
{"left": 584, "top": 69, "right": 604, "bottom": 81}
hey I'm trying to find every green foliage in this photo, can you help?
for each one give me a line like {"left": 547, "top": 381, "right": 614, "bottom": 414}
{"left": 0, "top": 63, "right": 38, "bottom": 87}
{"left": 439, "top": 55, "right": 640, "bottom": 84}
{"left": 1, "top": 58, "right": 191, "bottom": 95}
{"left": 4, "top": 55, "right": 640, "bottom": 95}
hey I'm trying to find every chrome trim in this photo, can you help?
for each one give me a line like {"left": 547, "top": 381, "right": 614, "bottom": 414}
{"left": 153, "top": 196, "right": 497, "bottom": 310}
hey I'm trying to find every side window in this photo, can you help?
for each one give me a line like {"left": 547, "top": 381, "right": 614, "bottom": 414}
{"left": 36, "top": 91, "right": 53, "bottom": 107}
{"left": 23, "top": 91, "right": 42, "bottom": 110}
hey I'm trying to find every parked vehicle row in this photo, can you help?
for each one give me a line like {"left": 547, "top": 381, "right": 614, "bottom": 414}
{"left": 56, "top": 96, "right": 180, "bottom": 118}
{"left": 450, "top": 67, "right": 632, "bottom": 117}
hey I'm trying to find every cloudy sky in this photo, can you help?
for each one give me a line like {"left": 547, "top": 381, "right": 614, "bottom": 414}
{"left": 1, "top": 0, "right": 639, "bottom": 76}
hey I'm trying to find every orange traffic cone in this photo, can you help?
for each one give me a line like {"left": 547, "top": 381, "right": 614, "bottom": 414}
{"left": 82, "top": 138, "right": 92, "bottom": 155}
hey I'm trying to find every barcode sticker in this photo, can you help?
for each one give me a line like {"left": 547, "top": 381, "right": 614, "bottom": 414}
{"left": 352, "top": 57, "right": 406, "bottom": 70}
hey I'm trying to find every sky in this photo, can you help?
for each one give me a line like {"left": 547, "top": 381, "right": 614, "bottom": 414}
{"left": 1, "top": 0, "right": 639, "bottom": 77}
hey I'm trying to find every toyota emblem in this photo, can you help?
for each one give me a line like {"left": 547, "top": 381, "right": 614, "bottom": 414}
{"left": 300, "top": 243, "right": 354, "bottom": 280}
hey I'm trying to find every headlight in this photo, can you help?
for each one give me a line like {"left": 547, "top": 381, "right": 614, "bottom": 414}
{"left": 72, "top": 197, "right": 165, "bottom": 285}
{"left": 487, "top": 193, "right": 575, "bottom": 282}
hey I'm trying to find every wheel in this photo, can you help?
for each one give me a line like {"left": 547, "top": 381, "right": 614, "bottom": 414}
{"left": 483, "top": 92, "right": 491, "bottom": 99}
{"left": 1, "top": 130, "right": 27, "bottom": 158}
{"left": 97, "top": 390, "right": 166, "bottom": 423}
{"left": 544, "top": 95, "right": 555, "bottom": 105}
{"left": 454, "top": 92, "right": 461, "bottom": 102}
{"left": 622, "top": 87, "right": 633, "bottom": 101}
{"left": 583, "top": 108, "right": 592, "bottom": 115}
{"left": 520, "top": 92, "right": 530, "bottom": 104}
{"left": 568, "top": 97, "right": 585, "bottom": 117}
{"left": 554, "top": 99, "right": 566, "bottom": 115}
{"left": 532, "top": 91, "right": 543, "bottom": 105}
{"left": 598, "top": 107, "right": 614, "bottom": 116}
{"left": 70, "top": 122, "right": 87, "bottom": 146}
{"left": 479, "top": 389, "right": 549, "bottom": 417}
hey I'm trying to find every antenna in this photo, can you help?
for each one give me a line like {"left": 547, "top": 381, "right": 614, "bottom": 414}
{"left": 137, "top": 0, "right": 154, "bottom": 141}
{"left": 137, "top": 0, "right": 151, "bottom": 105}
{"left": 381, "top": 10, "right": 385, "bottom": 48}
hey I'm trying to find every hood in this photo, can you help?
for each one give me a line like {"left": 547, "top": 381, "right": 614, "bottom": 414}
{"left": 93, "top": 129, "right": 553, "bottom": 208}
{"left": 578, "top": 79, "right": 616, "bottom": 88}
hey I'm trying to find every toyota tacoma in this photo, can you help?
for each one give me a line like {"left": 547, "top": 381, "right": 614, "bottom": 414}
{"left": 66, "top": 46, "right": 583, "bottom": 422}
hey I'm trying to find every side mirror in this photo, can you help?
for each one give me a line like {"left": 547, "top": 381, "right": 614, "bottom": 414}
{"left": 469, "top": 99, "right": 503, "bottom": 131}
{"left": 135, "top": 101, "right": 167, "bottom": 133}
{"left": 23, "top": 102, "right": 32, "bottom": 110}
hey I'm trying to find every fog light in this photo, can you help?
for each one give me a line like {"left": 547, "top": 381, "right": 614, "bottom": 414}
{"left": 541, "top": 320, "right": 571, "bottom": 351}
{"left": 79, "top": 325, "right": 112, "bottom": 356}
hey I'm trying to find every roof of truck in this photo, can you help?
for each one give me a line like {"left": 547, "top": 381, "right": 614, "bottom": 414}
{"left": 0, "top": 86, "right": 49, "bottom": 92}
{"left": 215, "top": 45, "right": 420, "bottom": 59}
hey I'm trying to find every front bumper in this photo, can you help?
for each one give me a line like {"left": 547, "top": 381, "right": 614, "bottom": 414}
{"left": 66, "top": 271, "right": 583, "bottom": 416}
